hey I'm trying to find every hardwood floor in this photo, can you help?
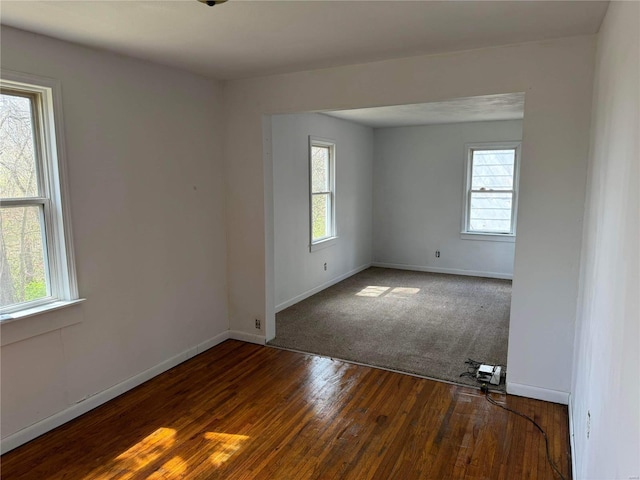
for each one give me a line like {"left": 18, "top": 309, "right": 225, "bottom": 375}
{"left": 1, "top": 340, "right": 571, "bottom": 479}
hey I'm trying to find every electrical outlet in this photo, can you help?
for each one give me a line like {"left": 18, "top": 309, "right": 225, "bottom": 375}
{"left": 435, "top": 250, "right": 440, "bottom": 258}
{"left": 255, "top": 318, "right": 261, "bottom": 330}
{"left": 324, "top": 262, "right": 327, "bottom": 271}
{"left": 586, "top": 411, "right": 591, "bottom": 439}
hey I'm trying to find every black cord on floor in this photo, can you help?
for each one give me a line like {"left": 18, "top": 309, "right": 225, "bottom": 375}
{"left": 460, "top": 358, "right": 484, "bottom": 380}
{"left": 484, "top": 392, "right": 567, "bottom": 480}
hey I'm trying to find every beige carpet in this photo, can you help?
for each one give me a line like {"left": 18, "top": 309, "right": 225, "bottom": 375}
{"left": 268, "top": 267, "right": 511, "bottom": 390}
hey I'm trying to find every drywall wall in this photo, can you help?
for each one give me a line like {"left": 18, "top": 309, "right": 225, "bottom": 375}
{"left": 272, "top": 113, "right": 373, "bottom": 310}
{"left": 0, "top": 27, "right": 228, "bottom": 447}
{"left": 373, "top": 120, "right": 522, "bottom": 278}
{"left": 224, "top": 35, "right": 595, "bottom": 402}
{"left": 571, "top": 2, "right": 639, "bottom": 478}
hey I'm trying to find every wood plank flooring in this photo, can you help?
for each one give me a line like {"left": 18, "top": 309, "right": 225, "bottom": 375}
{"left": 1, "top": 340, "right": 571, "bottom": 479}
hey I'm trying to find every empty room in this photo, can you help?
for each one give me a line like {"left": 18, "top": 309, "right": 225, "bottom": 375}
{"left": 1, "top": 1, "right": 637, "bottom": 479}
{"left": 269, "top": 97, "right": 523, "bottom": 389}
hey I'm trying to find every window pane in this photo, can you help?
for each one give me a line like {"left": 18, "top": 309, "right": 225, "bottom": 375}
{"left": 311, "top": 146, "right": 330, "bottom": 193}
{"left": 471, "top": 149, "right": 515, "bottom": 190}
{"left": 469, "top": 192, "right": 513, "bottom": 233}
{"left": 312, "top": 193, "right": 330, "bottom": 241}
{"left": 0, "top": 93, "right": 40, "bottom": 198}
{"left": 0, "top": 206, "right": 50, "bottom": 308}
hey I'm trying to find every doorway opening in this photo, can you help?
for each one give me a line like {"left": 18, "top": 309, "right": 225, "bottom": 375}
{"left": 267, "top": 92, "right": 525, "bottom": 390}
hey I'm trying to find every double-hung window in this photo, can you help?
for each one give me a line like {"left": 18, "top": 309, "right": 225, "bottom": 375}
{"left": 309, "top": 136, "right": 336, "bottom": 251}
{"left": 463, "top": 143, "right": 520, "bottom": 238}
{"left": 1, "top": 71, "right": 79, "bottom": 319}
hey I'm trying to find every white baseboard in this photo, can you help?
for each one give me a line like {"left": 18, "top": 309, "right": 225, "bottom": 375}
{"left": 0, "top": 330, "right": 231, "bottom": 454}
{"left": 275, "top": 263, "right": 372, "bottom": 312}
{"left": 229, "top": 330, "right": 265, "bottom": 345}
{"left": 568, "top": 393, "right": 577, "bottom": 479}
{"left": 195, "top": 333, "right": 230, "bottom": 354}
{"left": 371, "top": 262, "right": 513, "bottom": 280}
{"left": 506, "top": 381, "right": 570, "bottom": 405}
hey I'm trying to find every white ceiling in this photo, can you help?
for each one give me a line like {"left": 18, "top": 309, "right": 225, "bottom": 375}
{"left": 322, "top": 93, "right": 525, "bottom": 128}
{"left": 1, "top": 1, "right": 608, "bottom": 81}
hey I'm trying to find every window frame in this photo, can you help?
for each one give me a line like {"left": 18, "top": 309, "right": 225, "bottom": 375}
{"left": 308, "top": 136, "right": 337, "bottom": 252}
{"left": 1, "top": 70, "right": 80, "bottom": 319}
{"left": 461, "top": 142, "right": 521, "bottom": 240}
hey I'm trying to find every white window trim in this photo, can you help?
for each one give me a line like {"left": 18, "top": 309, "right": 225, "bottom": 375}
{"left": 309, "top": 136, "right": 337, "bottom": 252}
{"left": 461, "top": 141, "right": 521, "bottom": 240}
{"left": 0, "top": 69, "right": 81, "bottom": 322}
{"left": 460, "top": 232, "right": 516, "bottom": 243}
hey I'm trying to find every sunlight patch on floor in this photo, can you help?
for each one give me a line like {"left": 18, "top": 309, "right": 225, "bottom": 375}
{"left": 84, "top": 428, "right": 251, "bottom": 479}
{"left": 115, "top": 427, "right": 176, "bottom": 475}
{"left": 85, "top": 427, "right": 177, "bottom": 480}
{"left": 387, "top": 287, "right": 420, "bottom": 298}
{"left": 147, "top": 456, "right": 187, "bottom": 479}
{"left": 356, "top": 286, "right": 390, "bottom": 297}
{"left": 204, "top": 432, "right": 250, "bottom": 466}
{"left": 356, "top": 286, "right": 419, "bottom": 298}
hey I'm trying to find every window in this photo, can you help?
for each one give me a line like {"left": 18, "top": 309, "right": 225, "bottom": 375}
{"left": 309, "top": 136, "right": 336, "bottom": 251}
{"left": 1, "top": 71, "right": 79, "bottom": 318}
{"left": 463, "top": 143, "right": 520, "bottom": 237}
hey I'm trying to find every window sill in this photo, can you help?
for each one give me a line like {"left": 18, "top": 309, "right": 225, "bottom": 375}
{"left": 310, "top": 236, "right": 338, "bottom": 252}
{"left": 0, "top": 299, "right": 85, "bottom": 346}
{"left": 460, "top": 232, "right": 516, "bottom": 243}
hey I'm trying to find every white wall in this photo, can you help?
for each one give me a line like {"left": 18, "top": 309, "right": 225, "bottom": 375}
{"left": 272, "top": 113, "right": 373, "bottom": 310}
{"left": 224, "top": 35, "right": 595, "bottom": 403}
{"left": 373, "top": 120, "right": 522, "bottom": 278}
{"left": 571, "top": 2, "right": 639, "bottom": 478}
{"left": 0, "top": 27, "right": 229, "bottom": 448}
